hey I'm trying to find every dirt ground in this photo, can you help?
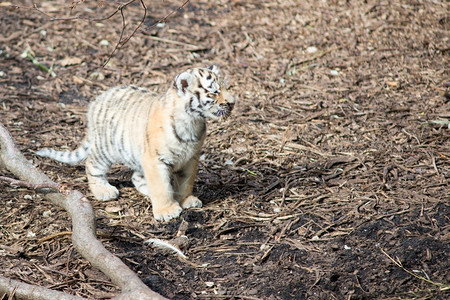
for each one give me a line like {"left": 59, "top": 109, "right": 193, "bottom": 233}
{"left": 1, "top": 0, "right": 449, "bottom": 299}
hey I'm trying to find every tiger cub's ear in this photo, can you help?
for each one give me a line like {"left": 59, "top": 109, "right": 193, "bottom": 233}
{"left": 207, "top": 65, "right": 219, "bottom": 75}
{"left": 174, "top": 72, "right": 195, "bottom": 95}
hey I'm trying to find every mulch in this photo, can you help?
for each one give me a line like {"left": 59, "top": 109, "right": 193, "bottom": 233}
{"left": 0, "top": 0, "right": 449, "bottom": 299}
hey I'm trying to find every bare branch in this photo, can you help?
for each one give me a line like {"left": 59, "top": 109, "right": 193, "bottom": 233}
{"left": 0, "top": 122, "right": 168, "bottom": 299}
{"left": 121, "top": 0, "right": 147, "bottom": 46}
{"left": 9, "top": 0, "right": 192, "bottom": 66}
{"left": 102, "top": 0, "right": 135, "bottom": 66}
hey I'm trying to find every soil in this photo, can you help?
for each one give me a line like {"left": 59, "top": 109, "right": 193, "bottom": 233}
{"left": 0, "top": 0, "right": 449, "bottom": 299}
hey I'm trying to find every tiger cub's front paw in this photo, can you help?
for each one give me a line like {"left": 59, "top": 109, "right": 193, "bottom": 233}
{"left": 153, "top": 203, "right": 183, "bottom": 222}
{"left": 181, "top": 195, "right": 203, "bottom": 209}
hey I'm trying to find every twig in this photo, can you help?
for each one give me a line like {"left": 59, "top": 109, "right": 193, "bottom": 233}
{"left": 373, "top": 209, "right": 410, "bottom": 221}
{"left": 38, "top": 231, "right": 73, "bottom": 244}
{"left": 0, "top": 175, "right": 59, "bottom": 191}
{"left": 308, "top": 268, "right": 321, "bottom": 290}
{"left": 283, "top": 46, "right": 342, "bottom": 76}
{"left": 145, "top": 35, "right": 199, "bottom": 48}
{"left": 104, "top": 0, "right": 192, "bottom": 65}
{"left": 259, "top": 244, "right": 275, "bottom": 263}
{"left": 354, "top": 270, "right": 369, "bottom": 293}
{"left": 0, "top": 31, "right": 21, "bottom": 43}
{"left": 311, "top": 217, "right": 348, "bottom": 239}
{"left": 102, "top": 0, "right": 147, "bottom": 66}
{"left": 430, "top": 152, "right": 439, "bottom": 175}
{"left": 284, "top": 142, "right": 332, "bottom": 157}
{"left": 380, "top": 247, "right": 450, "bottom": 291}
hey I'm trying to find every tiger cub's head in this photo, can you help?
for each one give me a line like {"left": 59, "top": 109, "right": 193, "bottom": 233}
{"left": 174, "top": 65, "right": 235, "bottom": 120}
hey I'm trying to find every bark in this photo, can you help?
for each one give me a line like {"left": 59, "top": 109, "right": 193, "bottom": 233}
{"left": 0, "top": 276, "right": 84, "bottom": 300}
{"left": 0, "top": 123, "right": 167, "bottom": 300}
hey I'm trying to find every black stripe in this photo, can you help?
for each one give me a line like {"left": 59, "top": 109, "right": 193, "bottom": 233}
{"left": 93, "top": 144, "right": 113, "bottom": 167}
{"left": 156, "top": 150, "right": 173, "bottom": 168}
{"left": 74, "top": 150, "right": 82, "bottom": 160}
{"left": 96, "top": 93, "right": 112, "bottom": 165}
{"left": 157, "top": 157, "right": 174, "bottom": 169}
{"left": 174, "top": 169, "right": 185, "bottom": 179}
{"left": 144, "top": 129, "right": 152, "bottom": 148}
{"left": 168, "top": 148, "right": 179, "bottom": 159}
{"left": 196, "top": 109, "right": 206, "bottom": 119}
{"left": 170, "top": 174, "right": 175, "bottom": 189}
{"left": 105, "top": 87, "right": 135, "bottom": 162}
{"left": 86, "top": 155, "right": 108, "bottom": 174}
{"left": 134, "top": 173, "right": 144, "bottom": 180}
{"left": 133, "top": 173, "right": 146, "bottom": 188}
{"left": 187, "top": 97, "right": 196, "bottom": 114}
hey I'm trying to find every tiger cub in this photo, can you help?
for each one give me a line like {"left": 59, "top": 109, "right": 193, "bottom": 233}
{"left": 36, "top": 65, "right": 235, "bottom": 221}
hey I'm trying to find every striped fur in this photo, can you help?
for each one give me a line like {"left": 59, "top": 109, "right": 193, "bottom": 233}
{"left": 36, "top": 65, "right": 235, "bottom": 221}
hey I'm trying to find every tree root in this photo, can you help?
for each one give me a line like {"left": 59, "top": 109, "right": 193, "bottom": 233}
{"left": 0, "top": 122, "right": 167, "bottom": 299}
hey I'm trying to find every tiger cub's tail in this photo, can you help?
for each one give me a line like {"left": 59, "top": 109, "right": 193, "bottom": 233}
{"left": 36, "top": 138, "right": 90, "bottom": 165}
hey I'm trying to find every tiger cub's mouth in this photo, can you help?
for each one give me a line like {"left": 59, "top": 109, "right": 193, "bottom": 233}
{"left": 216, "top": 102, "right": 234, "bottom": 119}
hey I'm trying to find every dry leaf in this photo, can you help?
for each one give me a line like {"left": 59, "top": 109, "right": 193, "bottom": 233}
{"left": 386, "top": 81, "right": 399, "bottom": 87}
{"left": 72, "top": 76, "right": 84, "bottom": 84}
{"left": 105, "top": 206, "right": 123, "bottom": 213}
{"left": 60, "top": 57, "right": 83, "bottom": 67}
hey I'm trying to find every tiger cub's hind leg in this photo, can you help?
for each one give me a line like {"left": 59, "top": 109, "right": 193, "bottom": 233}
{"left": 86, "top": 156, "right": 119, "bottom": 201}
{"left": 132, "top": 171, "right": 149, "bottom": 196}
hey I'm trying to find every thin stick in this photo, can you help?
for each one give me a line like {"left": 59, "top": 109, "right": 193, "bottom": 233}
{"left": 380, "top": 248, "right": 450, "bottom": 291}
{"left": 38, "top": 231, "right": 73, "bottom": 244}
{"left": 102, "top": 0, "right": 146, "bottom": 66}
{"left": 0, "top": 175, "right": 59, "bottom": 191}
